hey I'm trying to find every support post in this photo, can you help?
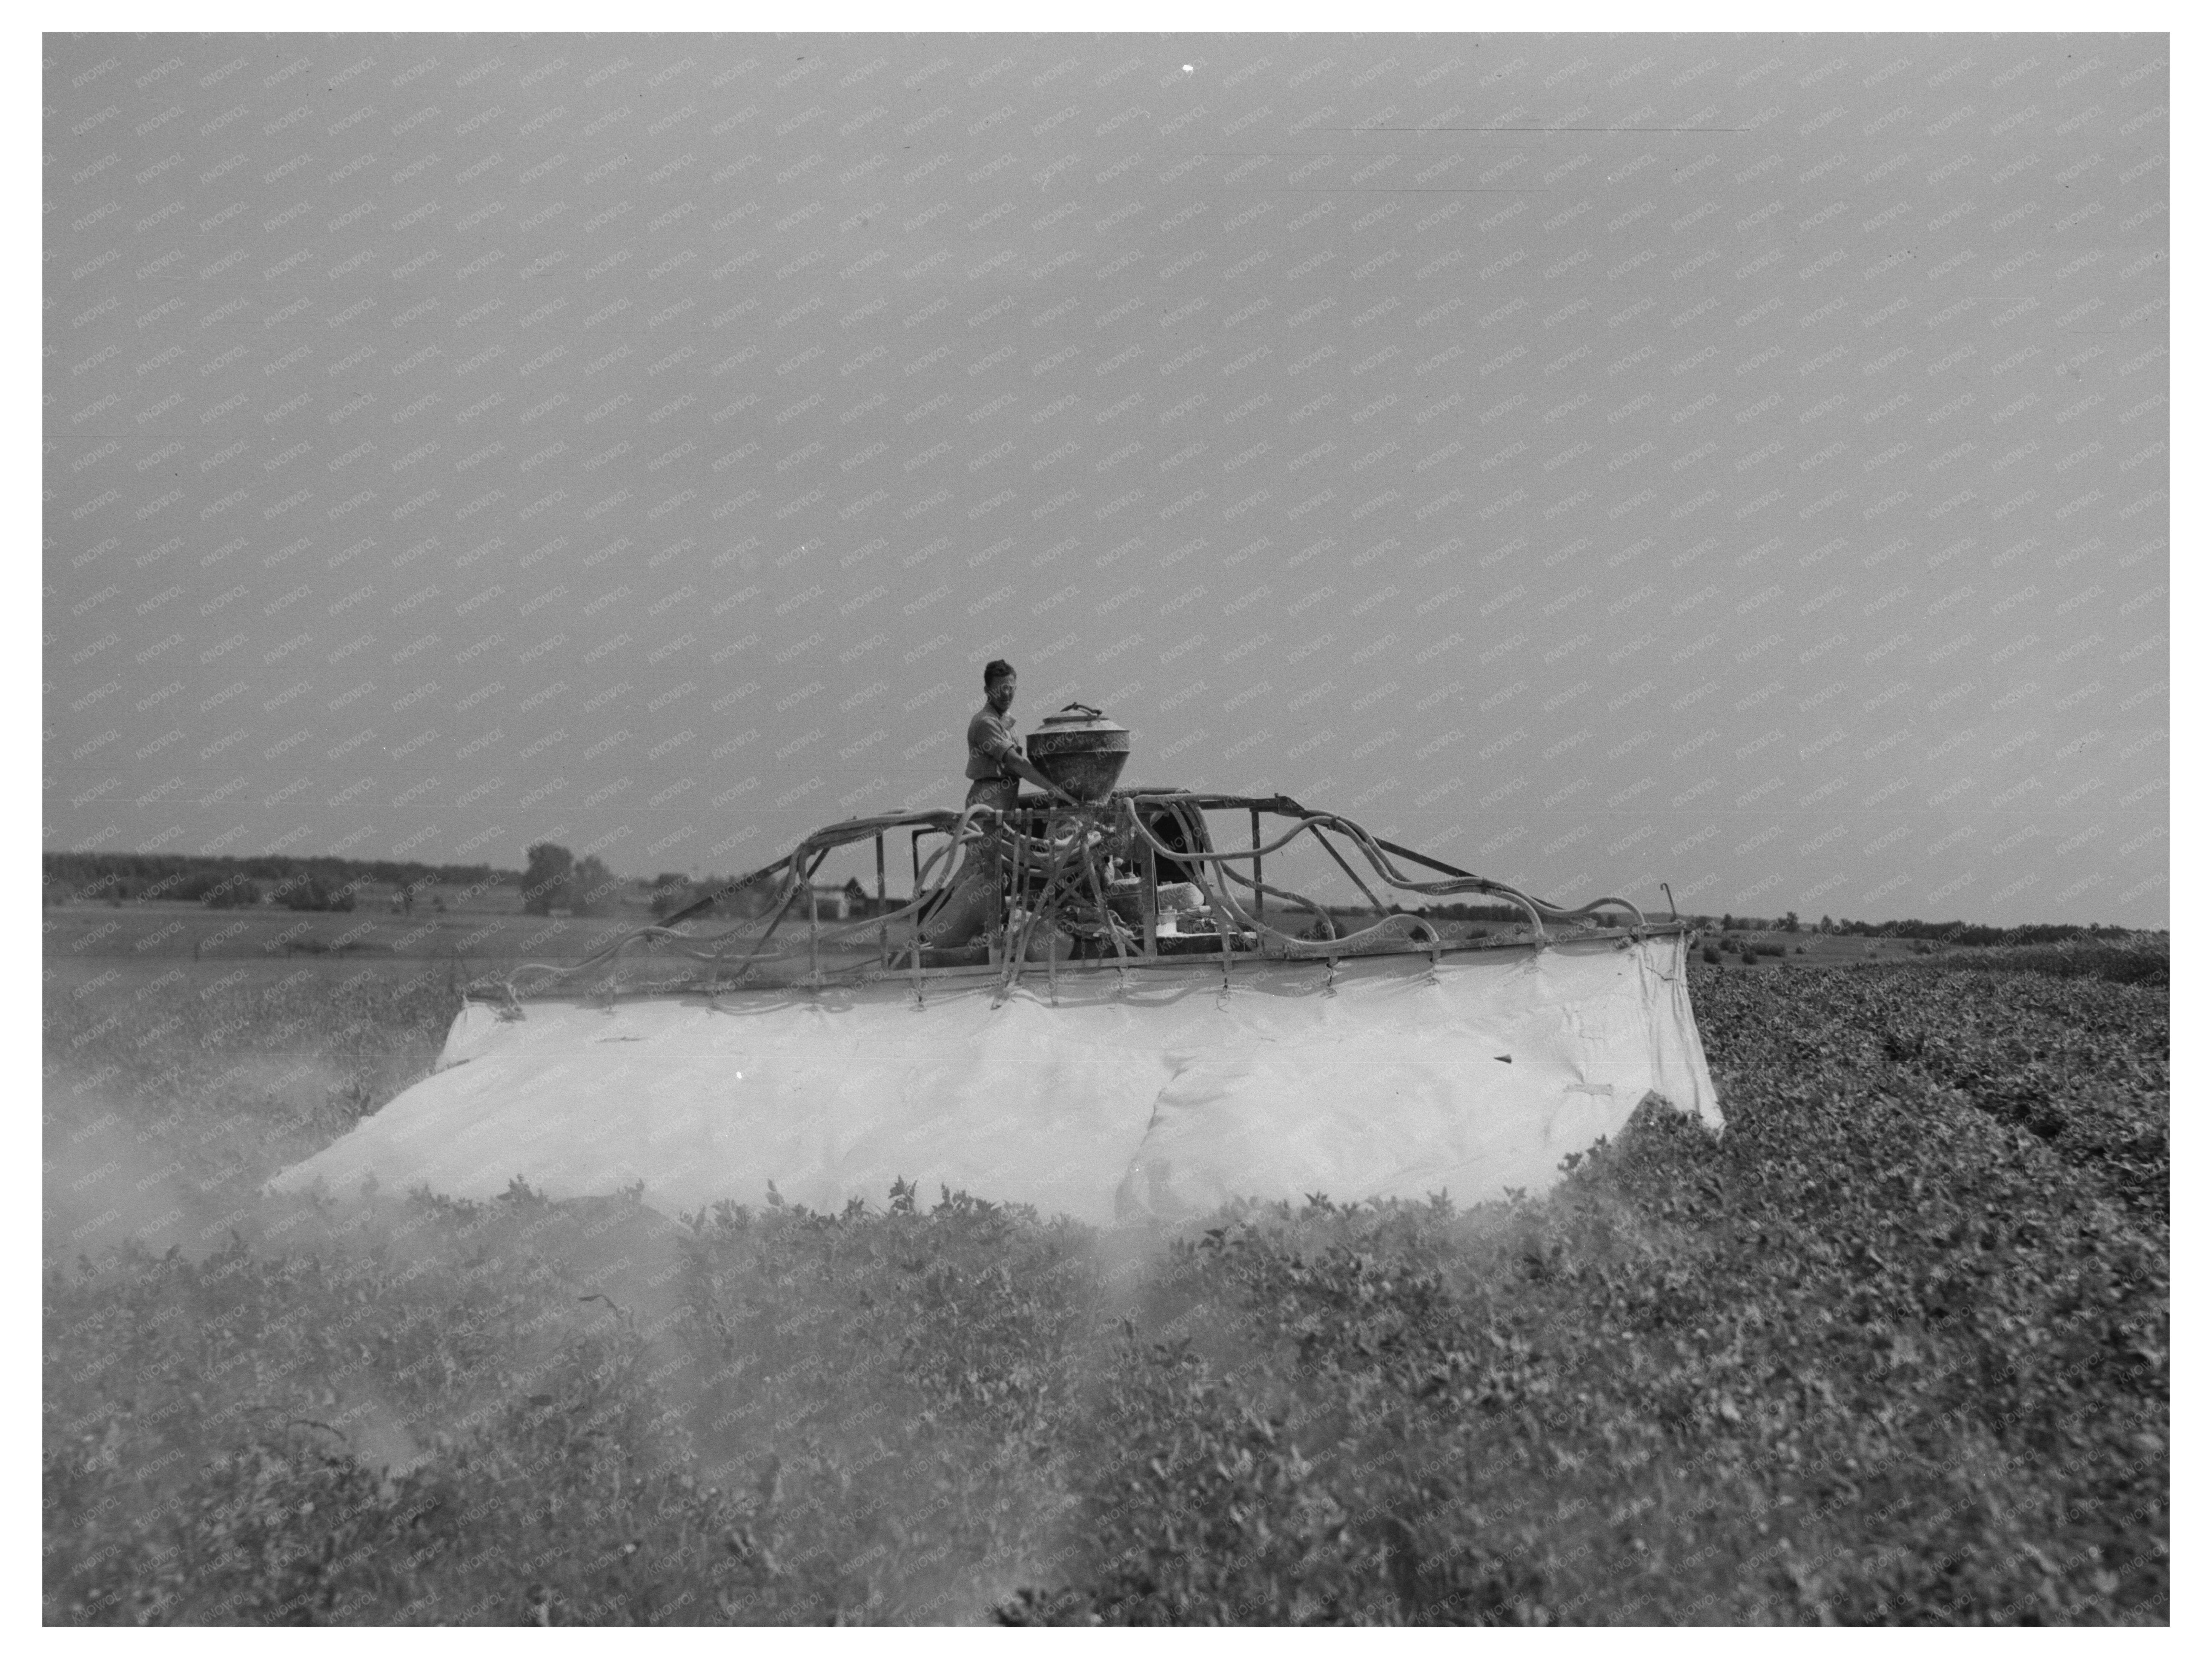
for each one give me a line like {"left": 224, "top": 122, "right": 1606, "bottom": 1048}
{"left": 1007, "top": 808, "right": 1021, "bottom": 965}
{"left": 1141, "top": 830, "right": 1157, "bottom": 957}
{"left": 876, "top": 833, "right": 887, "bottom": 971}
{"left": 808, "top": 878, "right": 820, "bottom": 991}
{"left": 911, "top": 829, "right": 932, "bottom": 974}
{"left": 1250, "top": 806, "right": 1264, "bottom": 932}
{"left": 1216, "top": 874, "right": 1235, "bottom": 992}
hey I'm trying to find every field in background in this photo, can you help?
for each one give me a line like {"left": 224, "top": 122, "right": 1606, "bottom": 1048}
{"left": 36, "top": 894, "right": 1514, "bottom": 974}
{"left": 44, "top": 891, "right": 657, "bottom": 964}
{"left": 41, "top": 894, "right": 2003, "bottom": 974}
{"left": 43, "top": 939, "right": 2167, "bottom": 1625}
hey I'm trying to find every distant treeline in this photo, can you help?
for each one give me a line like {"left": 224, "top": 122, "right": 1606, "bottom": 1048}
{"left": 1412, "top": 905, "right": 2151, "bottom": 946}
{"left": 1704, "top": 914, "right": 2148, "bottom": 946}
{"left": 1798, "top": 916, "right": 2146, "bottom": 945}
{"left": 44, "top": 851, "right": 520, "bottom": 906}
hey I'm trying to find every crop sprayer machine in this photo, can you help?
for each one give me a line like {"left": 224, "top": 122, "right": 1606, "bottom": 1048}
{"left": 273, "top": 705, "right": 1722, "bottom": 1226}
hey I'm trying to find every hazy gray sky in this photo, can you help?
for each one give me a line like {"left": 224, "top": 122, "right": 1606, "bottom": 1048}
{"left": 44, "top": 32, "right": 2167, "bottom": 924}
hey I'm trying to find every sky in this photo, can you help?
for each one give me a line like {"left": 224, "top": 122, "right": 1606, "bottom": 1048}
{"left": 42, "top": 30, "right": 2168, "bottom": 924}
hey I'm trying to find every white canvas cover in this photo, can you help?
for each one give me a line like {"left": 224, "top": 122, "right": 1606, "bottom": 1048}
{"left": 271, "top": 934, "right": 1719, "bottom": 1226}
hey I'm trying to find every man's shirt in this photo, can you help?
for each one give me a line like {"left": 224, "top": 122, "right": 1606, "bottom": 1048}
{"left": 965, "top": 705, "right": 1022, "bottom": 780}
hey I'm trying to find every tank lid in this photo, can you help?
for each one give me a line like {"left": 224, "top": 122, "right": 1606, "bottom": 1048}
{"left": 1033, "top": 701, "right": 1128, "bottom": 735}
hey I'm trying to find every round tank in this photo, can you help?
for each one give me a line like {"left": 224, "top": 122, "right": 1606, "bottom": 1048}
{"left": 1026, "top": 703, "right": 1131, "bottom": 802}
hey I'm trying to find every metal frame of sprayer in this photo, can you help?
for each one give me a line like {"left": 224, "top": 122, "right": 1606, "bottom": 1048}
{"left": 462, "top": 790, "right": 1693, "bottom": 1013}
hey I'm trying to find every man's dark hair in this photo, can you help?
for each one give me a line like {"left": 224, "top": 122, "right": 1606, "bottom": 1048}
{"left": 983, "top": 658, "right": 1015, "bottom": 687}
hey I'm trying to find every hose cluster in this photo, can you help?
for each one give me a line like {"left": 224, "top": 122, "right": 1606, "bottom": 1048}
{"left": 1118, "top": 795, "right": 1646, "bottom": 961}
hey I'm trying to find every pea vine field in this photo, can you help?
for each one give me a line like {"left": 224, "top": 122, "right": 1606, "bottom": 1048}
{"left": 43, "top": 946, "right": 2167, "bottom": 1625}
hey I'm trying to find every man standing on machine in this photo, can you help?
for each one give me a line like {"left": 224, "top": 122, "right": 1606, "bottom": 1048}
{"left": 963, "top": 659, "right": 1073, "bottom": 815}
{"left": 923, "top": 659, "right": 1076, "bottom": 946}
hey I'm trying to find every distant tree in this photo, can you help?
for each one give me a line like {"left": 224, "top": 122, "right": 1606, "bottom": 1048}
{"left": 1820, "top": 915, "right": 1835, "bottom": 933}
{"left": 1722, "top": 913, "right": 1735, "bottom": 931}
{"left": 200, "top": 874, "right": 260, "bottom": 909}
{"left": 569, "top": 854, "right": 618, "bottom": 916}
{"left": 522, "top": 843, "right": 574, "bottom": 916}
{"left": 843, "top": 877, "right": 870, "bottom": 918}
{"left": 1784, "top": 911, "right": 1800, "bottom": 933}
{"left": 272, "top": 874, "right": 355, "bottom": 912}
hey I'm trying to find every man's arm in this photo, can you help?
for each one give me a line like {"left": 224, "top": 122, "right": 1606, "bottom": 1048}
{"left": 1007, "top": 750, "right": 1079, "bottom": 803}
{"left": 988, "top": 721, "right": 1079, "bottom": 803}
